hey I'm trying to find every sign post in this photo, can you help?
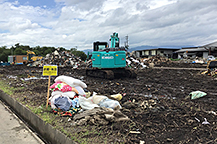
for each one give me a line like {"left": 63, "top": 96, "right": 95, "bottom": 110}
{"left": 42, "top": 65, "right": 58, "bottom": 108}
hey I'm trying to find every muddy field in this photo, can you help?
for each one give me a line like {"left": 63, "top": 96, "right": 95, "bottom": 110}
{"left": 0, "top": 63, "right": 217, "bottom": 144}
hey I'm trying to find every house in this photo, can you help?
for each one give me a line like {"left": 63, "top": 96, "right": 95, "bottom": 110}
{"left": 174, "top": 47, "right": 204, "bottom": 58}
{"left": 175, "top": 41, "right": 217, "bottom": 59}
{"left": 199, "top": 41, "right": 217, "bottom": 57}
{"left": 135, "top": 47, "right": 181, "bottom": 58}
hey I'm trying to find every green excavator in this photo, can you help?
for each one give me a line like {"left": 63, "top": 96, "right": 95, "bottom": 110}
{"left": 86, "top": 32, "right": 137, "bottom": 79}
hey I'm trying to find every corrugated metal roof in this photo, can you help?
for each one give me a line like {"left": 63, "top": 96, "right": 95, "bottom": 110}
{"left": 136, "top": 47, "right": 181, "bottom": 51}
{"left": 175, "top": 48, "right": 208, "bottom": 53}
{"left": 200, "top": 41, "right": 217, "bottom": 47}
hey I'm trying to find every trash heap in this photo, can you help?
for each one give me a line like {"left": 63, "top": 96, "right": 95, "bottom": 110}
{"left": 201, "top": 68, "right": 217, "bottom": 77}
{"left": 30, "top": 50, "right": 181, "bottom": 69}
{"left": 201, "top": 60, "right": 217, "bottom": 77}
{"left": 180, "top": 57, "right": 206, "bottom": 64}
{"left": 126, "top": 57, "right": 147, "bottom": 69}
{"left": 30, "top": 50, "right": 84, "bottom": 68}
{"left": 49, "top": 75, "right": 130, "bottom": 125}
{"left": 141, "top": 55, "right": 172, "bottom": 66}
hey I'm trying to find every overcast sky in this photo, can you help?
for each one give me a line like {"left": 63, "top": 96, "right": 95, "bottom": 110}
{"left": 0, "top": 0, "right": 217, "bottom": 50}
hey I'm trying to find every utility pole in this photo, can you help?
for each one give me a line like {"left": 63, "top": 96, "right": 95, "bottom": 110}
{"left": 124, "top": 35, "right": 129, "bottom": 49}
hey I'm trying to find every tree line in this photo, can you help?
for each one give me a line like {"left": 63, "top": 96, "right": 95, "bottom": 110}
{"left": 0, "top": 43, "right": 87, "bottom": 62}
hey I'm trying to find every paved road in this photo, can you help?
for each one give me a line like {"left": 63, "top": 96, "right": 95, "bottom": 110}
{"left": 0, "top": 100, "right": 44, "bottom": 144}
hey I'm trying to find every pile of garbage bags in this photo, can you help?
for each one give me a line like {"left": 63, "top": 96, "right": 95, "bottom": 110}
{"left": 48, "top": 75, "right": 129, "bottom": 124}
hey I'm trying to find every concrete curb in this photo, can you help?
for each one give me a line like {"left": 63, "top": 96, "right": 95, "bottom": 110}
{"left": 0, "top": 90, "right": 76, "bottom": 144}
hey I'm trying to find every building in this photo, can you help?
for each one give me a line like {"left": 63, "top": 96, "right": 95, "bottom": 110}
{"left": 8, "top": 55, "right": 28, "bottom": 64}
{"left": 175, "top": 41, "right": 217, "bottom": 59}
{"left": 135, "top": 47, "right": 181, "bottom": 58}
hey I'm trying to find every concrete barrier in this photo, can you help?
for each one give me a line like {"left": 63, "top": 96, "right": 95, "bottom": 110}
{"left": 0, "top": 90, "right": 76, "bottom": 144}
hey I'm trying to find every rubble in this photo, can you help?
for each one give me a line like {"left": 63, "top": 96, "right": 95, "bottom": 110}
{"left": 142, "top": 55, "right": 172, "bottom": 66}
{"left": 30, "top": 50, "right": 84, "bottom": 68}
{"left": 73, "top": 107, "right": 130, "bottom": 126}
{"left": 180, "top": 57, "right": 206, "bottom": 64}
{"left": 30, "top": 50, "right": 149, "bottom": 70}
{"left": 201, "top": 60, "right": 217, "bottom": 77}
{"left": 28, "top": 50, "right": 211, "bottom": 72}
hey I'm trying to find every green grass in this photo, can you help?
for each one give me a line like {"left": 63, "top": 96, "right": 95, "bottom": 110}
{"left": 0, "top": 80, "right": 15, "bottom": 95}
{"left": 170, "top": 58, "right": 180, "bottom": 61}
{"left": 0, "top": 77, "right": 25, "bottom": 96}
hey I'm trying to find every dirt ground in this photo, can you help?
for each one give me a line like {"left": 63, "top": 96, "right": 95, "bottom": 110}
{"left": 0, "top": 62, "right": 217, "bottom": 144}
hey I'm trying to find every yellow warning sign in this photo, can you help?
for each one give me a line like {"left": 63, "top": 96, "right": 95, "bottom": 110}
{"left": 43, "top": 65, "right": 58, "bottom": 76}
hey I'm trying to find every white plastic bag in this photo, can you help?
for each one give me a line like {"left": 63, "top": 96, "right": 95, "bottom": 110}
{"left": 74, "top": 86, "right": 86, "bottom": 97}
{"left": 79, "top": 96, "right": 99, "bottom": 110}
{"left": 99, "top": 98, "right": 122, "bottom": 109}
{"left": 92, "top": 95, "right": 108, "bottom": 104}
{"left": 55, "top": 75, "right": 87, "bottom": 88}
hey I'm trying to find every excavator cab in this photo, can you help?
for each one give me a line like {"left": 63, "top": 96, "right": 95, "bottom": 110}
{"left": 93, "top": 42, "right": 108, "bottom": 51}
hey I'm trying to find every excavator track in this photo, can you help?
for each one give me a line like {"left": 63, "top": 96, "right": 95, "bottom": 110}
{"left": 86, "top": 68, "right": 137, "bottom": 79}
{"left": 86, "top": 69, "right": 114, "bottom": 79}
{"left": 124, "top": 69, "right": 137, "bottom": 78}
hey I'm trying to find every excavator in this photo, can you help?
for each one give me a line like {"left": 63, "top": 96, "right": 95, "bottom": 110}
{"left": 26, "top": 50, "right": 43, "bottom": 64}
{"left": 26, "top": 50, "right": 43, "bottom": 61}
{"left": 86, "top": 32, "right": 137, "bottom": 79}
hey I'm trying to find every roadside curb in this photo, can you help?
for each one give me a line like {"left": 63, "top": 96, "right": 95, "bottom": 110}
{"left": 0, "top": 90, "right": 76, "bottom": 144}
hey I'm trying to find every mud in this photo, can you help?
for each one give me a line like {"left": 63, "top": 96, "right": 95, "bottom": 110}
{"left": 1, "top": 63, "right": 217, "bottom": 144}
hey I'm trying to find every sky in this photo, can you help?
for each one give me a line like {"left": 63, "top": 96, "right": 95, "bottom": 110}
{"left": 0, "top": 0, "right": 217, "bottom": 50}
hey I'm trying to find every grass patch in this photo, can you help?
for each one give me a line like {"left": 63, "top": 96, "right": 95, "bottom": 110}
{"left": 0, "top": 77, "right": 25, "bottom": 96}
{"left": 170, "top": 58, "right": 180, "bottom": 61}
{"left": 0, "top": 79, "right": 15, "bottom": 95}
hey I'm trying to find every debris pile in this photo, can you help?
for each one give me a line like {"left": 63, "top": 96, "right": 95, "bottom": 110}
{"left": 180, "top": 57, "right": 206, "bottom": 64}
{"left": 142, "top": 55, "right": 171, "bottom": 66}
{"left": 126, "top": 57, "right": 147, "bottom": 69}
{"left": 73, "top": 107, "right": 129, "bottom": 126}
{"left": 29, "top": 50, "right": 209, "bottom": 70}
{"left": 30, "top": 50, "right": 84, "bottom": 68}
{"left": 141, "top": 55, "right": 171, "bottom": 67}
{"left": 49, "top": 75, "right": 130, "bottom": 125}
{"left": 201, "top": 60, "right": 217, "bottom": 77}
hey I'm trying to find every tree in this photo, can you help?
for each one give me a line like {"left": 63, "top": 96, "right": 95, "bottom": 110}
{"left": 14, "top": 48, "right": 26, "bottom": 55}
{"left": 70, "top": 48, "right": 87, "bottom": 61}
{"left": 0, "top": 52, "right": 8, "bottom": 62}
{"left": 10, "top": 46, "right": 15, "bottom": 55}
{"left": 44, "top": 49, "right": 52, "bottom": 55}
{"left": 0, "top": 46, "right": 8, "bottom": 62}
{"left": 14, "top": 43, "right": 20, "bottom": 49}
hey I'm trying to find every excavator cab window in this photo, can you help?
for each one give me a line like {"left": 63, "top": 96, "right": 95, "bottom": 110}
{"left": 93, "top": 41, "right": 108, "bottom": 51}
{"left": 98, "top": 45, "right": 107, "bottom": 50}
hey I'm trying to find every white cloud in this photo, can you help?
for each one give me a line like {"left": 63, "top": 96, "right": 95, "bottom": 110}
{"left": 0, "top": 0, "right": 217, "bottom": 50}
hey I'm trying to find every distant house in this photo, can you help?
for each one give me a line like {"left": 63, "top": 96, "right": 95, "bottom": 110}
{"left": 174, "top": 47, "right": 206, "bottom": 58}
{"left": 175, "top": 41, "right": 217, "bottom": 59}
{"left": 8, "top": 55, "right": 28, "bottom": 64}
{"left": 199, "top": 41, "right": 217, "bottom": 57}
{"left": 135, "top": 47, "right": 181, "bottom": 58}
